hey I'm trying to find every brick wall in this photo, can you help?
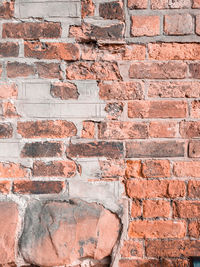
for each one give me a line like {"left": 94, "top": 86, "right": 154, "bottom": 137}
{"left": 0, "top": 0, "right": 200, "bottom": 266}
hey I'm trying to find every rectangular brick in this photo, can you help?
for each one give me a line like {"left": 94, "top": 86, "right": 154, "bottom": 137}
{"left": 129, "top": 62, "right": 187, "bottom": 79}
{"left": 125, "top": 160, "right": 142, "bottom": 178}
{"left": 164, "top": 15, "right": 193, "bottom": 35}
{"left": 189, "top": 63, "right": 200, "bottom": 78}
{"left": 173, "top": 201, "right": 200, "bottom": 218}
{"left": 142, "top": 160, "right": 171, "bottom": 178}
{"left": 131, "top": 15, "right": 160, "bottom": 36}
{"left": 173, "top": 161, "right": 200, "bottom": 177}
{"left": 189, "top": 220, "right": 200, "bottom": 238}
{"left": 188, "top": 181, "right": 200, "bottom": 198}
{"left": 99, "top": 1, "right": 124, "bottom": 20}
{"left": 0, "top": 42, "right": 19, "bottom": 57}
{"left": 126, "top": 141, "right": 185, "bottom": 158}
{"left": 151, "top": 0, "right": 191, "bottom": 9}
{"left": 7, "top": 62, "right": 35, "bottom": 78}
{"left": 191, "top": 100, "right": 200, "bottom": 118}
{"left": 99, "top": 159, "right": 125, "bottom": 178}
{"left": 36, "top": 62, "right": 62, "bottom": 79}
{"left": 0, "top": 162, "right": 30, "bottom": 178}
{"left": 98, "top": 121, "right": 148, "bottom": 139}
{"left": 180, "top": 121, "right": 200, "bottom": 138}
{"left": 189, "top": 140, "right": 200, "bottom": 157}
{"left": 128, "top": 0, "right": 148, "bottom": 9}
{"left": 128, "top": 100, "right": 187, "bottom": 118}
{"left": 143, "top": 200, "right": 171, "bottom": 218}
{"left": 120, "top": 240, "right": 143, "bottom": 258}
{"left": 149, "top": 121, "right": 177, "bottom": 138}
{"left": 66, "top": 141, "right": 123, "bottom": 158}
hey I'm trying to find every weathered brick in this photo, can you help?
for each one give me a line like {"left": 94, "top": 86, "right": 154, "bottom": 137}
{"left": 81, "top": 0, "right": 95, "bottom": 18}
{"left": 191, "top": 101, "right": 200, "bottom": 118}
{"left": 129, "top": 62, "right": 187, "bottom": 79}
{"left": 99, "top": 81, "right": 144, "bottom": 100}
{"left": 119, "top": 259, "right": 161, "bottom": 267}
{"left": 146, "top": 240, "right": 200, "bottom": 257}
{"left": 126, "top": 141, "right": 185, "bottom": 158}
{"left": 105, "top": 102, "right": 123, "bottom": 120}
{"left": 33, "top": 160, "right": 76, "bottom": 177}
{"left": 173, "top": 201, "right": 200, "bottom": 218}
{"left": 189, "top": 140, "right": 200, "bottom": 157}
{"left": 189, "top": 220, "right": 200, "bottom": 238}
{"left": 128, "top": 220, "right": 186, "bottom": 238}
{"left": 21, "top": 141, "right": 63, "bottom": 158}
{"left": 24, "top": 42, "right": 80, "bottom": 60}
{"left": 193, "top": 0, "right": 200, "bottom": 8}
{"left": 143, "top": 200, "right": 171, "bottom": 218}
{"left": 0, "top": 181, "right": 11, "bottom": 194}
{"left": 126, "top": 160, "right": 142, "bottom": 178}
{"left": 0, "top": 1, "right": 14, "bottom": 19}
{"left": 189, "top": 63, "right": 200, "bottom": 78}
{"left": 3, "top": 102, "right": 20, "bottom": 118}
{"left": 69, "top": 22, "right": 124, "bottom": 42}
{"left": 3, "top": 22, "right": 61, "bottom": 39}
{"left": 128, "top": 0, "right": 148, "bottom": 9}
{"left": 0, "top": 82, "right": 17, "bottom": 99}
{"left": 7, "top": 62, "right": 35, "bottom": 78}
{"left": 148, "top": 81, "right": 200, "bottom": 98}
{"left": 149, "top": 121, "right": 177, "bottom": 138}
{"left": 128, "top": 100, "right": 187, "bottom": 118}
{"left": 164, "top": 14, "right": 193, "bottom": 35}
{"left": 98, "top": 121, "right": 148, "bottom": 139}
{"left": 18, "top": 120, "right": 77, "bottom": 138}
{"left": 0, "top": 42, "right": 19, "bottom": 57}
{"left": 188, "top": 180, "right": 200, "bottom": 198}
{"left": 50, "top": 82, "right": 79, "bottom": 100}
{"left": 174, "top": 161, "right": 200, "bottom": 177}
{"left": 149, "top": 43, "right": 200, "bottom": 60}
{"left": 99, "top": 159, "right": 125, "bottom": 178}
{"left": 0, "top": 123, "right": 13, "bottom": 139}
{"left": 66, "top": 141, "right": 123, "bottom": 158}
{"left": 120, "top": 240, "right": 143, "bottom": 258}
{"left": 36, "top": 62, "right": 62, "bottom": 79}
{"left": 142, "top": 160, "right": 171, "bottom": 178}
{"left": 81, "top": 121, "right": 95, "bottom": 139}
{"left": 99, "top": 1, "right": 124, "bottom": 20}
{"left": 0, "top": 162, "right": 29, "bottom": 178}
{"left": 13, "top": 181, "right": 64, "bottom": 194}
{"left": 151, "top": 0, "right": 191, "bottom": 9}
{"left": 126, "top": 179, "right": 186, "bottom": 199}
{"left": 180, "top": 121, "right": 200, "bottom": 138}
{"left": 131, "top": 16, "right": 160, "bottom": 36}
{"left": 131, "top": 199, "right": 142, "bottom": 217}
{"left": 66, "top": 61, "right": 122, "bottom": 81}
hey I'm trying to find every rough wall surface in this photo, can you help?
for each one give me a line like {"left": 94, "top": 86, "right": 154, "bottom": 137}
{"left": 0, "top": 0, "right": 200, "bottom": 266}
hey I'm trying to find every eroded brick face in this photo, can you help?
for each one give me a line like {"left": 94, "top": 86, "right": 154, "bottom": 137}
{"left": 1, "top": 0, "right": 200, "bottom": 266}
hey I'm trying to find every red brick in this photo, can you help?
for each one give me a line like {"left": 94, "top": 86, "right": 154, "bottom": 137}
{"left": 13, "top": 181, "right": 64, "bottom": 194}
{"left": 164, "top": 14, "right": 193, "bottom": 35}
{"left": 128, "top": 0, "right": 148, "bottom": 9}
{"left": 189, "top": 140, "right": 200, "bottom": 157}
{"left": 180, "top": 121, "right": 200, "bottom": 138}
{"left": 3, "top": 102, "right": 20, "bottom": 118}
{"left": 21, "top": 141, "right": 63, "bottom": 158}
{"left": 131, "top": 16, "right": 160, "bottom": 36}
{"left": 0, "top": 162, "right": 29, "bottom": 178}
{"left": 99, "top": 81, "right": 144, "bottom": 100}
{"left": 7, "top": 62, "right": 35, "bottom": 78}
{"left": 173, "top": 161, "right": 200, "bottom": 177}
{"left": 149, "top": 121, "right": 177, "bottom": 138}
{"left": 142, "top": 160, "right": 171, "bottom": 178}
{"left": 0, "top": 1, "right": 14, "bottom": 19}
{"left": 126, "top": 160, "right": 142, "bottom": 178}
{"left": 33, "top": 160, "right": 76, "bottom": 178}
{"left": 189, "top": 220, "right": 200, "bottom": 238}
{"left": 143, "top": 200, "right": 171, "bottom": 218}
{"left": 126, "top": 141, "right": 185, "bottom": 158}
{"left": 129, "top": 62, "right": 187, "bottom": 79}
{"left": 0, "top": 181, "right": 10, "bottom": 194}
{"left": 173, "top": 201, "right": 200, "bottom": 218}
{"left": 98, "top": 121, "right": 148, "bottom": 140}
{"left": 120, "top": 240, "right": 143, "bottom": 258}
{"left": 0, "top": 42, "right": 19, "bottom": 57}
{"left": 146, "top": 240, "right": 200, "bottom": 257}
{"left": 50, "top": 82, "right": 79, "bottom": 100}
{"left": 66, "top": 141, "right": 123, "bottom": 158}
{"left": 69, "top": 22, "right": 124, "bottom": 42}
{"left": 126, "top": 179, "right": 186, "bottom": 199}
{"left": 151, "top": 0, "right": 191, "bottom": 9}
{"left": 191, "top": 100, "right": 200, "bottom": 118}
{"left": 99, "top": 159, "right": 125, "bottom": 178}
{"left": 119, "top": 259, "right": 161, "bottom": 267}
{"left": 0, "top": 83, "right": 17, "bottom": 99}
{"left": 99, "top": 1, "right": 124, "bottom": 20}
{"left": 36, "top": 62, "right": 62, "bottom": 79}
{"left": 193, "top": 0, "right": 200, "bottom": 8}
{"left": 149, "top": 43, "right": 200, "bottom": 60}
{"left": 24, "top": 42, "right": 80, "bottom": 60}
{"left": 3, "top": 22, "right": 61, "bottom": 39}
{"left": 196, "top": 15, "right": 200, "bottom": 34}
{"left": 81, "top": 121, "right": 95, "bottom": 139}
{"left": 18, "top": 120, "right": 77, "bottom": 138}
{"left": 131, "top": 199, "right": 142, "bottom": 217}
{"left": 0, "top": 202, "right": 18, "bottom": 263}
{"left": 148, "top": 81, "right": 200, "bottom": 98}
{"left": 188, "top": 180, "right": 200, "bottom": 198}
{"left": 105, "top": 102, "right": 123, "bottom": 120}
{"left": 66, "top": 61, "right": 122, "bottom": 81}
{"left": 128, "top": 100, "right": 187, "bottom": 118}
{"left": 123, "top": 44, "right": 146, "bottom": 60}
{"left": 0, "top": 123, "right": 13, "bottom": 139}
{"left": 128, "top": 220, "right": 186, "bottom": 238}
{"left": 189, "top": 63, "right": 200, "bottom": 78}
{"left": 81, "top": 0, "right": 95, "bottom": 18}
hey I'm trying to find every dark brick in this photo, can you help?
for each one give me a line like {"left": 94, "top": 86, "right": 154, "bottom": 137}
{"left": 0, "top": 123, "right": 13, "bottom": 138}
{"left": 0, "top": 42, "right": 19, "bottom": 57}
{"left": 36, "top": 62, "right": 61, "bottom": 79}
{"left": 99, "top": 1, "right": 124, "bottom": 20}
{"left": 7, "top": 62, "right": 35, "bottom": 78}
{"left": 50, "top": 82, "right": 79, "bottom": 100}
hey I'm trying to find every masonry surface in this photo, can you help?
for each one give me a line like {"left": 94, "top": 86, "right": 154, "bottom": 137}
{"left": 1, "top": 0, "right": 200, "bottom": 266}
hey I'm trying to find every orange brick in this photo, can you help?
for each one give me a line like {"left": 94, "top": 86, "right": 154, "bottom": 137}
{"left": 81, "top": 121, "right": 95, "bottom": 139}
{"left": 173, "top": 201, "right": 200, "bottom": 218}
{"left": 164, "top": 14, "right": 193, "bottom": 35}
{"left": 173, "top": 161, "right": 200, "bottom": 177}
{"left": 128, "top": 0, "right": 148, "bottom": 9}
{"left": 125, "top": 160, "right": 142, "bottom": 178}
{"left": 143, "top": 200, "right": 171, "bottom": 218}
{"left": 131, "top": 199, "right": 142, "bottom": 217}
{"left": 131, "top": 15, "right": 160, "bottom": 36}
{"left": 149, "top": 121, "right": 177, "bottom": 138}
{"left": 142, "top": 160, "right": 171, "bottom": 178}
{"left": 120, "top": 240, "right": 143, "bottom": 258}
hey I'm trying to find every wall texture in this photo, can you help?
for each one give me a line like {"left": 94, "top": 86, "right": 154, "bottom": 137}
{"left": 1, "top": 0, "right": 200, "bottom": 266}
